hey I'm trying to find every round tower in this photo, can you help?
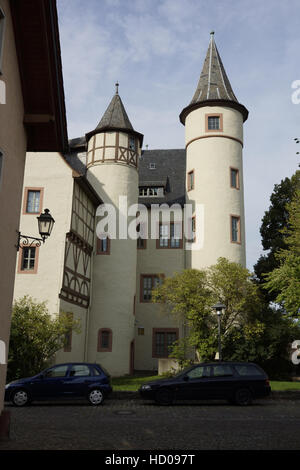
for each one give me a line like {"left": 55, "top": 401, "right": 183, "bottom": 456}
{"left": 85, "top": 84, "right": 143, "bottom": 375}
{"left": 180, "top": 32, "right": 249, "bottom": 269}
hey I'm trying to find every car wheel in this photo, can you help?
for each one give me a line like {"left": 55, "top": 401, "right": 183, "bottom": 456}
{"left": 88, "top": 389, "right": 104, "bottom": 406}
{"left": 155, "top": 388, "right": 174, "bottom": 405}
{"left": 234, "top": 388, "right": 253, "bottom": 406}
{"left": 11, "top": 389, "right": 30, "bottom": 407}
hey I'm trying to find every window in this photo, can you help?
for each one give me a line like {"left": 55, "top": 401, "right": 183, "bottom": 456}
{"left": 138, "top": 327, "right": 145, "bottom": 336}
{"left": 191, "top": 217, "right": 196, "bottom": 242}
{"left": 140, "top": 274, "right": 164, "bottom": 302}
{"left": 186, "top": 366, "right": 209, "bottom": 379}
{"left": 211, "top": 364, "right": 234, "bottom": 377}
{"left": 129, "top": 136, "right": 136, "bottom": 151}
{"left": 230, "top": 168, "right": 240, "bottom": 189}
{"left": 208, "top": 116, "right": 220, "bottom": 130}
{"left": 139, "top": 186, "right": 163, "bottom": 197}
{"left": 0, "top": 8, "right": 5, "bottom": 74}
{"left": 97, "top": 328, "right": 112, "bottom": 352}
{"left": 97, "top": 236, "right": 110, "bottom": 254}
{"left": 23, "top": 187, "right": 43, "bottom": 214}
{"left": 187, "top": 170, "right": 194, "bottom": 191}
{"left": 137, "top": 237, "right": 146, "bottom": 249}
{"left": 18, "top": 246, "right": 39, "bottom": 274}
{"left": 206, "top": 114, "right": 223, "bottom": 132}
{"left": 231, "top": 215, "right": 241, "bottom": 243}
{"left": 149, "top": 163, "right": 156, "bottom": 170}
{"left": 45, "top": 365, "right": 68, "bottom": 378}
{"left": 69, "top": 364, "right": 91, "bottom": 377}
{"left": 157, "top": 222, "right": 182, "bottom": 249}
{"left": 152, "top": 329, "right": 179, "bottom": 358}
{"left": 235, "top": 364, "right": 264, "bottom": 377}
{"left": 137, "top": 223, "right": 147, "bottom": 249}
{"left": 92, "top": 367, "right": 101, "bottom": 376}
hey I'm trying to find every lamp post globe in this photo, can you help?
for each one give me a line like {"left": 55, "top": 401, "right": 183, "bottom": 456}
{"left": 212, "top": 302, "right": 226, "bottom": 362}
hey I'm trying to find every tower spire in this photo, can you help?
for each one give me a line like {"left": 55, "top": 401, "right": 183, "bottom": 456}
{"left": 179, "top": 32, "right": 248, "bottom": 124}
{"left": 86, "top": 86, "right": 143, "bottom": 146}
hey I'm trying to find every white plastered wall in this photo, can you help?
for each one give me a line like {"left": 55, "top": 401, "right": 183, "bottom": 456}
{"left": 13, "top": 152, "right": 74, "bottom": 316}
{"left": 185, "top": 106, "right": 246, "bottom": 269}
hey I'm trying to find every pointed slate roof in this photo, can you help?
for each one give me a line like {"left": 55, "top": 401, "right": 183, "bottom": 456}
{"left": 180, "top": 33, "right": 248, "bottom": 124}
{"left": 86, "top": 84, "right": 143, "bottom": 145}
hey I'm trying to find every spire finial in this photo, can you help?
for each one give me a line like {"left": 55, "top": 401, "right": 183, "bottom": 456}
{"left": 115, "top": 82, "right": 119, "bottom": 95}
{"left": 210, "top": 31, "right": 215, "bottom": 37}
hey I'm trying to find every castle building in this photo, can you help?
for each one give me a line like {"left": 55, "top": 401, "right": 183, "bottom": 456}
{"left": 13, "top": 33, "right": 248, "bottom": 376}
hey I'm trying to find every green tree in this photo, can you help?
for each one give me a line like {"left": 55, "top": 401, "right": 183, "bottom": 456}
{"left": 152, "top": 258, "right": 263, "bottom": 363}
{"left": 152, "top": 258, "right": 300, "bottom": 378}
{"left": 263, "top": 188, "right": 300, "bottom": 317}
{"left": 254, "top": 170, "right": 300, "bottom": 302}
{"left": 8, "top": 296, "right": 80, "bottom": 381}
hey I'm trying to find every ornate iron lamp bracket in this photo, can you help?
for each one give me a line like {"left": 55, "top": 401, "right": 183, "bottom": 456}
{"left": 16, "top": 231, "right": 44, "bottom": 252}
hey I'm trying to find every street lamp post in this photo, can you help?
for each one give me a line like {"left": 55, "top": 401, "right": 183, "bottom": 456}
{"left": 212, "top": 302, "right": 226, "bottom": 362}
{"left": 16, "top": 208, "right": 55, "bottom": 251}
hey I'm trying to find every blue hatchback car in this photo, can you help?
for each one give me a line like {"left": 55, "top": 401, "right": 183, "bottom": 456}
{"left": 5, "top": 363, "right": 112, "bottom": 406}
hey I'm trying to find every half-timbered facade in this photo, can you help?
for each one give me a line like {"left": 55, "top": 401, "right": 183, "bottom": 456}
{"left": 59, "top": 181, "right": 96, "bottom": 309}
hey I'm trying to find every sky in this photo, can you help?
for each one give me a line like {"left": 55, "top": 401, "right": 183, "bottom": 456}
{"left": 57, "top": 0, "right": 300, "bottom": 271}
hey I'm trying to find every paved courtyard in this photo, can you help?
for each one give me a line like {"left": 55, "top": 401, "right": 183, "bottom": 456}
{"left": 1, "top": 396, "right": 300, "bottom": 451}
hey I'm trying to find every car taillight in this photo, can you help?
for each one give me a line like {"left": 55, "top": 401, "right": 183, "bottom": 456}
{"left": 265, "top": 379, "right": 270, "bottom": 386}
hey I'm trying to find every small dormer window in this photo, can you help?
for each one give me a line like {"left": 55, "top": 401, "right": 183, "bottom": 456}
{"left": 129, "top": 136, "right": 136, "bottom": 151}
{"left": 149, "top": 163, "right": 156, "bottom": 170}
{"left": 139, "top": 186, "right": 164, "bottom": 197}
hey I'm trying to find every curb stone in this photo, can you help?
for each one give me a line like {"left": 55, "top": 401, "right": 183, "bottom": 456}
{"left": 111, "top": 390, "right": 300, "bottom": 400}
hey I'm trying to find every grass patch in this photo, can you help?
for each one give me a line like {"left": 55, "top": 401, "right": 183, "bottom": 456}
{"left": 270, "top": 381, "right": 300, "bottom": 391}
{"left": 112, "top": 375, "right": 159, "bottom": 391}
{"left": 112, "top": 375, "right": 300, "bottom": 392}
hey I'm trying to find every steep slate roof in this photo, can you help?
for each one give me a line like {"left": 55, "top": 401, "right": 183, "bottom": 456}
{"left": 85, "top": 85, "right": 143, "bottom": 146}
{"left": 96, "top": 92, "right": 134, "bottom": 132}
{"left": 138, "top": 149, "right": 186, "bottom": 207}
{"left": 191, "top": 32, "right": 238, "bottom": 103}
{"left": 180, "top": 32, "right": 248, "bottom": 124}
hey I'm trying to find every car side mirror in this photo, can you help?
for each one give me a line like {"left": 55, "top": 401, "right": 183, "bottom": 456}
{"left": 183, "top": 375, "right": 189, "bottom": 382}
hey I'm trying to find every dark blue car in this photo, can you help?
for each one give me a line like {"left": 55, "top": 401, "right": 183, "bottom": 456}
{"left": 5, "top": 363, "right": 112, "bottom": 406}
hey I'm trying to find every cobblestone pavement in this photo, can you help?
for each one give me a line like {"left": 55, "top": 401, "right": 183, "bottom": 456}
{"left": 1, "top": 397, "right": 300, "bottom": 450}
